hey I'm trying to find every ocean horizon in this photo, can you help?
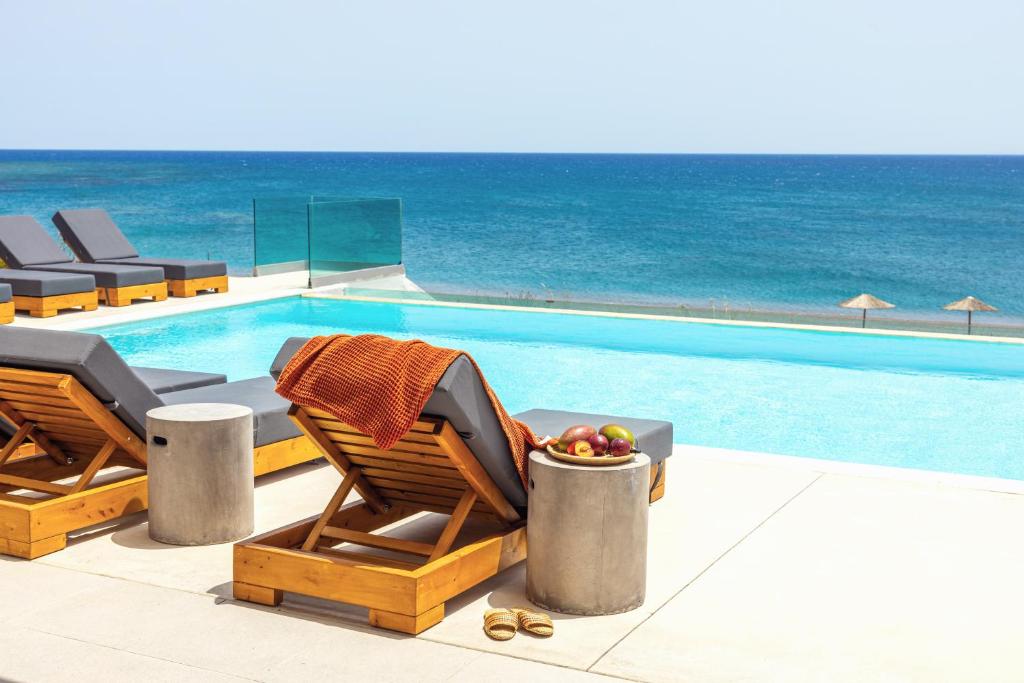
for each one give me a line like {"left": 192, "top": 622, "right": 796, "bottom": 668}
{"left": 2, "top": 149, "right": 1022, "bottom": 321}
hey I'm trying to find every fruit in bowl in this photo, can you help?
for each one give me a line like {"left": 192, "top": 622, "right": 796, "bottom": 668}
{"left": 587, "top": 433, "right": 609, "bottom": 455}
{"left": 569, "top": 440, "right": 595, "bottom": 457}
{"left": 608, "top": 437, "right": 632, "bottom": 457}
{"left": 558, "top": 425, "right": 596, "bottom": 451}
{"left": 599, "top": 424, "right": 636, "bottom": 447}
{"left": 551, "top": 422, "right": 637, "bottom": 461}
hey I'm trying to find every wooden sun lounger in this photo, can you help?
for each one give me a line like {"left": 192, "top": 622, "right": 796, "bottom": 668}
{"left": 52, "top": 209, "right": 229, "bottom": 298}
{"left": 233, "top": 406, "right": 527, "bottom": 635}
{"left": 0, "top": 368, "right": 319, "bottom": 559}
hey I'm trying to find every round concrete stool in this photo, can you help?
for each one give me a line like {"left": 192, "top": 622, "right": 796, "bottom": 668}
{"left": 146, "top": 403, "right": 254, "bottom": 546}
{"left": 526, "top": 450, "right": 651, "bottom": 615}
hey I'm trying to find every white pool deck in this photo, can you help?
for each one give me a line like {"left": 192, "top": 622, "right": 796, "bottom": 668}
{"left": 3, "top": 273, "right": 1023, "bottom": 682}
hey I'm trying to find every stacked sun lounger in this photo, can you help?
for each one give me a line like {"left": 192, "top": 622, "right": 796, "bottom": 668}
{"left": 0, "top": 216, "right": 167, "bottom": 307}
{"left": 0, "top": 261, "right": 99, "bottom": 318}
{"left": 52, "top": 209, "right": 228, "bottom": 297}
{"left": 0, "top": 211, "right": 229, "bottom": 319}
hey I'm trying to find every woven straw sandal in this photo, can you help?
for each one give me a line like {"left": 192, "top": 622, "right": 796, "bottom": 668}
{"left": 483, "top": 609, "right": 519, "bottom": 641}
{"left": 512, "top": 607, "right": 554, "bottom": 637}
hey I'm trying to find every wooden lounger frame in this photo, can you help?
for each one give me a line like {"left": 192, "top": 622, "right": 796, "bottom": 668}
{"left": 167, "top": 275, "right": 229, "bottom": 298}
{"left": 0, "top": 299, "right": 12, "bottom": 324}
{"left": 0, "top": 367, "right": 321, "bottom": 559}
{"left": 233, "top": 406, "right": 528, "bottom": 634}
{"left": 96, "top": 282, "right": 168, "bottom": 307}
{"left": 11, "top": 292, "right": 99, "bottom": 318}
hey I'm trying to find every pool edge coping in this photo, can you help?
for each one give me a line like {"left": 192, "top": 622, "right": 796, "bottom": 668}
{"left": 681, "top": 443, "right": 1024, "bottom": 496}
{"left": 308, "top": 292, "right": 1024, "bottom": 345}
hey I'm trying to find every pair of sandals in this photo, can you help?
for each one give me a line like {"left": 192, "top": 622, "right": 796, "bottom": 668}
{"left": 483, "top": 607, "right": 554, "bottom": 641}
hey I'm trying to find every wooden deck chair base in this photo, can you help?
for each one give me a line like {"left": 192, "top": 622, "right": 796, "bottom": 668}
{"left": 0, "top": 435, "right": 319, "bottom": 560}
{"left": 12, "top": 292, "right": 99, "bottom": 318}
{"left": 97, "top": 282, "right": 168, "bottom": 307}
{"left": 234, "top": 501, "right": 526, "bottom": 634}
{"left": 233, "top": 408, "right": 527, "bottom": 634}
{"left": 650, "top": 460, "right": 667, "bottom": 503}
{"left": 0, "top": 367, "right": 322, "bottom": 560}
{"left": 167, "top": 275, "right": 229, "bottom": 298}
{"left": 0, "top": 301, "right": 13, "bottom": 324}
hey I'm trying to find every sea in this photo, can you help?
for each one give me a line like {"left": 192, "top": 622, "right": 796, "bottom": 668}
{"left": 1, "top": 150, "right": 1022, "bottom": 321}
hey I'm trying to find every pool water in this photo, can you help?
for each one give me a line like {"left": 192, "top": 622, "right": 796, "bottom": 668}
{"left": 91, "top": 297, "right": 1024, "bottom": 480}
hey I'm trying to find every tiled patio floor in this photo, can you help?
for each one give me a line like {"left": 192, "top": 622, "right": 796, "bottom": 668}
{"left": 4, "top": 447, "right": 1022, "bottom": 682}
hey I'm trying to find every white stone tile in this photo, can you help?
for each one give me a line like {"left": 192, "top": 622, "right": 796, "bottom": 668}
{"left": 0, "top": 627, "right": 241, "bottom": 682}
{"left": 593, "top": 473, "right": 1024, "bottom": 683}
{"left": 448, "top": 652, "right": 633, "bottom": 682}
{"left": 38, "top": 462, "right": 340, "bottom": 597}
{"left": 0, "top": 558, "right": 119, "bottom": 623}
{"left": 23, "top": 577, "right": 479, "bottom": 683}
{"left": 418, "top": 456, "right": 819, "bottom": 669}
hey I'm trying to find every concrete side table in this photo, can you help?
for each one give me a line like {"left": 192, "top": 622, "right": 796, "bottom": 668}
{"left": 146, "top": 403, "right": 254, "bottom": 546}
{"left": 526, "top": 450, "right": 650, "bottom": 615}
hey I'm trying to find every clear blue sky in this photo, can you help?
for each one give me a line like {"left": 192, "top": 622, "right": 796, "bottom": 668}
{"left": 2, "top": 0, "right": 1022, "bottom": 153}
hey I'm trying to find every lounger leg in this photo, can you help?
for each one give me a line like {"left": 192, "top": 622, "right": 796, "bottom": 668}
{"left": 1, "top": 533, "right": 67, "bottom": 560}
{"left": 649, "top": 461, "right": 667, "bottom": 504}
{"left": 29, "top": 308, "right": 58, "bottom": 318}
{"left": 82, "top": 301, "right": 99, "bottom": 312}
{"left": 233, "top": 581, "right": 283, "bottom": 606}
{"left": 368, "top": 604, "right": 445, "bottom": 635}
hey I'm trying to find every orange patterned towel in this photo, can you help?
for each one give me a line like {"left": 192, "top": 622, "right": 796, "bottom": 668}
{"left": 274, "top": 334, "right": 544, "bottom": 489}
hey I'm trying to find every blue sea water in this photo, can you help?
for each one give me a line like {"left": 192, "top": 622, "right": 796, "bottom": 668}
{"left": 93, "top": 297, "right": 1024, "bottom": 480}
{"left": 1, "top": 150, "right": 1022, "bottom": 318}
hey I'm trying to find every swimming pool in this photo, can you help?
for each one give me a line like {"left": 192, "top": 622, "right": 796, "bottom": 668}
{"left": 90, "top": 297, "right": 1024, "bottom": 480}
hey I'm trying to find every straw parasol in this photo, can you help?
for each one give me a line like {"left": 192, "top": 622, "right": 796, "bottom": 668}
{"left": 943, "top": 296, "right": 997, "bottom": 335}
{"left": 839, "top": 293, "right": 895, "bottom": 328}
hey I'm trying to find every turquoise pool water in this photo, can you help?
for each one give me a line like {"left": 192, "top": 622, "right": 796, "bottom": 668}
{"left": 91, "top": 297, "right": 1024, "bottom": 480}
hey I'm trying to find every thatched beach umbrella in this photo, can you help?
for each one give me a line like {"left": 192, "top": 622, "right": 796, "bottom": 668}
{"left": 944, "top": 296, "right": 997, "bottom": 335}
{"left": 839, "top": 293, "right": 894, "bottom": 328}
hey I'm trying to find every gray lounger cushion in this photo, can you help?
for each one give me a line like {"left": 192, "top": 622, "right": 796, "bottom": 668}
{"left": 0, "top": 327, "right": 162, "bottom": 438}
{"left": 0, "top": 269, "right": 96, "bottom": 297}
{"left": 52, "top": 209, "right": 139, "bottom": 261}
{"left": 161, "top": 376, "right": 301, "bottom": 448}
{"left": 101, "top": 257, "right": 226, "bottom": 280}
{"left": 0, "top": 215, "right": 162, "bottom": 287}
{"left": 513, "top": 409, "right": 674, "bottom": 465}
{"left": 0, "top": 215, "right": 76, "bottom": 267}
{"left": 130, "top": 366, "right": 227, "bottom": 394}
{"left": 270, "top": 337, "right": 527, "bottom": 509}
{"left": 29, "top": 262, "right": 164, "bottom": 288}
{"left": 53, "top": 209, "right": 227, "bottom": 279}
{"left": 269, "top": 337, "right": 310, "bottom": 380}
{"left": 0, "top": 283, "right": 10, "bottom": 303}
{"left": 423, "top": 356, "right": 527, "bottom": 509}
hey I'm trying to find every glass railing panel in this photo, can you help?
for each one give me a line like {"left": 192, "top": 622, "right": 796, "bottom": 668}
{"left": 307, "top": 198, "right": 402, "bottom": 283}
{"left": 252, "top": 196, "right": 311, "bottom": 274}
